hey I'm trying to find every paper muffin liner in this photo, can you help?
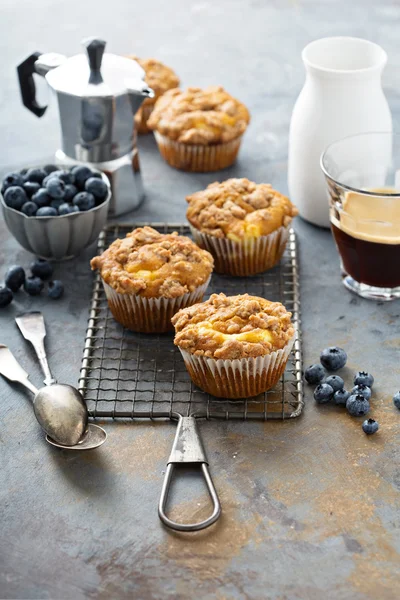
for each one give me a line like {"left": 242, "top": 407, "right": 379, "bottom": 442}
{"left": 178, "top": 333, "right": 295, "bottom": 399}
{"left": 135, "top": 104, "right": 155, "bottom": 135}
{"left": 102, "top": 277, "right": 211, "bottom": 333}
{"left": 153, "top": 132, "right": 243, "bottom": 172}
{"left": 190, "top": 225, "right": 290, "bottom": 276}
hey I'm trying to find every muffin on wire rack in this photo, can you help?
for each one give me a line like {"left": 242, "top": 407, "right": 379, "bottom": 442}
{"left": 90, "top": 226, "right": 213, "bottom": 333}
{"left": 172, "top": 293, "right": 296, "bottom": 398}
{"left": 147, "top": 86, "right": 250, "bottom": 172}
{"left": 127, "top": 56, "right": 180, "bottom": 134}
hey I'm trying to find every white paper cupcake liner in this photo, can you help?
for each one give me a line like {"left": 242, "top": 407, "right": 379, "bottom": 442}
{"left": 178, "top": 333, "right": 295, "bottom": 398}
{"left": 153, "top": 132, "right": 242, "bottom": 172}
{"left": 190, "top": 225, "right": 290, "bottom": 276}
{"left": 102, "top": 277, "right": 211, "bottom": 333}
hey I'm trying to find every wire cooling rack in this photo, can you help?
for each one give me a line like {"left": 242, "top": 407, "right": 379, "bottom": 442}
{"left": 78, "top": 223, "right": 303, "bottom": 420}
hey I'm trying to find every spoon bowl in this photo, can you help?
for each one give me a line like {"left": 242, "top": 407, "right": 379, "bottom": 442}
{"left": 46, "top": 423, "right": 107, "bottom": 450}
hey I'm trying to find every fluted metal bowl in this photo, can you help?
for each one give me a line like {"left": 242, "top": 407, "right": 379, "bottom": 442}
{"left": 0, "top": 169, "right": 111, "bottom": 260}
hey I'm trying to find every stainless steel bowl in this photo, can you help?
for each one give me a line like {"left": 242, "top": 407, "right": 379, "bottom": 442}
{"left": 0, "top": 169, "right": 111, "bottom": 260}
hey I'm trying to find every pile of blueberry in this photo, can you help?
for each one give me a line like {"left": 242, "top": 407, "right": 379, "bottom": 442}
{"left": 1, "top": 165, "right": 109, "bottom": 217}
{"left": 0, "top": 261, "right": 64, "bottom": 307}
{"left": 305, "top": 347, "right": 381, "bottom": 435}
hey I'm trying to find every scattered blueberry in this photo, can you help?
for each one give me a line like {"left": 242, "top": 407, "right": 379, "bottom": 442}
{"left": 320, "top": 347, "right": 347, "bottom": 371}
{"left": 0, "top": 286, "right": 13, "bottom": 307}
{"left": 346, "top": 394, "right": 370, "bottom": 417}
{"left": 1, "top": 172, "right": 24, "bottom": 192}
{"left": 5, "top": 265, "right": 25, "bottom": 291}
{"left": 48, "top": 280, "right": 64, "bottom": 299}
{"left": 50, "top": 198, "right": 65, "bottom": 210}
{"left": 3, "top": 186, "right": 28, "bottom": 210}
{"left": 58, "top": 203, "right": 79, "bottom": 215}
{"left": 334, "top": 388, "right": 351, "bottom": 406}
{"left": 23, "top": 181, "right": 40, "bottom": 198}
{"left": 85, "top": 177, "right": 108, "bottom": 200}
{"left": 354, "top": 371, "right": 374, "bottom": 388}
{"left": 64, "top": 184, "right": 78, "bottom": 202}
{"left": 32, "top": 188, "right": 51, "bottom": 208}
{"left": 393, "top": 392, "right": 400, "bottom": 410}
{"left": 36, "top": 206, "right": 58, "bottom": 217}
{"left": 24, "top": 276, "right": 44, "bottom": 296}
{"left": 31, "top": 259, "right": 53, "bottom": 280}
{"left": 73, "top": 191, "right": 95, "bottom": 211}
{"left": 71, "top": 165, "right": 93, "bottom": 189}
{"left": 362, "top": 418, "right": 379, "bottom": 435}
{"left": 45, "top": 177, "right": 65, "bottom": 199}
{"left": 21, "top": 201, "right": 38, "bottom": 216}
{"left": 304, "top": 363, "right": 325, "bottom": 384}
{"left": 25, "top": 168, "right": 46, "bottom": 184}
{"left": 325, "top": 375, "right": 344, "bottom": 392}
{"left": 314, "top": 383, "right": 334, "bottom": 404}
{"left": 43, "top": 164, "right": 58, "bottom": 174}
{"left": 351, "top": 384, "right": 372, "bottom": 401}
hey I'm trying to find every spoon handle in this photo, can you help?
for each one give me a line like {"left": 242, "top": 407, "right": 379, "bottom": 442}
{"left": 15, "top": 312, "right": 56, "bottom": 386}
{"left": 0, "top": 344, "right": 39, "bottom": 396}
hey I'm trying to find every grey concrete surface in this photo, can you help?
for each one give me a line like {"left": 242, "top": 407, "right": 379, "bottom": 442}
{"left": 1, "top": 1, "right": 400, "bottom": 599}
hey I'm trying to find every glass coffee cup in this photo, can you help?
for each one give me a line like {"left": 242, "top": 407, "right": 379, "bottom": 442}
{"left": 321, "top": 132, "right": 400, "bottom": 301}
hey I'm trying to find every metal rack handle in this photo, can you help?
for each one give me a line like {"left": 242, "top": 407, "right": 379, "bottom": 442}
{"left": 158, "top": 416, "right": 221, "bottom": 532}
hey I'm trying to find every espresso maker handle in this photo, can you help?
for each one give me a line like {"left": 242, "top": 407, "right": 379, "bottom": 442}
{"left": 17, "top": 52, "right": 47, "bottom": 117}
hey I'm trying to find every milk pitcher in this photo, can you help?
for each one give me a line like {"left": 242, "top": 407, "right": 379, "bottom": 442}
{"left": 288, "top": 37, "right": 392, "bottom": 228}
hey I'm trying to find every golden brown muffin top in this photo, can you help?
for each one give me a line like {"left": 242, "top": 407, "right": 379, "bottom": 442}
{"left": 127, "top": 56, "right": 179, "bottom": 106}
{"left": 147, "top": 86, "right": 250, "bottom": 144}
{"left": 186, "top": 178, "right": 298, "bottom": 239}
{"left": 91, "top": 227, "right": 213, "bottom": 299}
{"left": 172, "top": 293, "right": 295, "bottom": 359}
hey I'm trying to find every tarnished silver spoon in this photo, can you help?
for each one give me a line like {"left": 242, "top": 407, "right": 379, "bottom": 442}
{"left": 0, "top": 344, "right": 106, "bottom": 450}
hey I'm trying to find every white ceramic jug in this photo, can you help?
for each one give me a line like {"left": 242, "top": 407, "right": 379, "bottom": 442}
{"left": 288, "top": 37, "right": 392, "bottom": 228}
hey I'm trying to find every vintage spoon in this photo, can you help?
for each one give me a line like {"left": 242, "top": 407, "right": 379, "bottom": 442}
{"left": 0, "top": 344, "right": 106, "bottom": 450}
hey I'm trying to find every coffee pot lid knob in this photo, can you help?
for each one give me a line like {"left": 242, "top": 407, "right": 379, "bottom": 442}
{"left": 83, "top": 37, "right": 106, "bottom": 72}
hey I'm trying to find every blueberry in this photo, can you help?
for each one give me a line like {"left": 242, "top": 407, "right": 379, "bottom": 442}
{"left": 24, "top": 276, "right": 44, "bottom": 296}
{"left": 354, "top": 371, "right": 374, "bottom": 388}
{"left": 3, "top": 186, "right": 28, "bottom": 210}
{"left": 5, "top": 265, "right": 26, "bottom": 291}
{"left": 314, "top": 383, "right": 334, "bottom": 404}
{"left": 346, "top": 394, "right": 370, "bottom": 417}
{"left": 31, "top": 259, "right": 53, "bottom": 280}
{"left": 362, "top": 418, "right": 379, "bottom": 435}
{"left": 0, "top": 286, "right": 13, "bottom": 307}
{"left": 85, "top": 177, "right": 108, "bottom": 201}
{"left": 90, "top": 171, "right": 102, "bottom": 179}
{"left": 32, "top": 188, "right": 51, "bottom": 208}
{"left": 21, "top": 201, "right": 38, "bottom": 217}
{"left": 46, "top": 169, "right": 74, "bottom": 185}
{"left": 45, "top": 177, "right": 65, "bottom": 199}
{"left": 393, "top": 392, "right": 400, "bottom": 410}
{"left": 23, "top": 182, "right": 40, "bottom": 198}
{"left": 48, "top": 280, "right": 64, "bottom": 299}
{"left": 43, "top": 164, "right": 58, "bottom": 174}
{"left": 334, "top": 388, "right": 351, "bottom": 406}
{"left": 36, "top": 206, "right": 57, "bottom": 217}
{"left": 71, "top": 165, "right": 93, "bottom": 189}
{"left": 320, "top": 347, "right": 347, "bottom": 371}
{"left": 50, "top": 198, "right": 65, "bottom": 210}
{"left": 351, "top": 384, "right": 371, "bottom": 401}
{"left": 325, "top": 375, "right": 344, "bottom": 392}
{"left": 304, "top": 363, "right": 325, "bottom": 384}
{"left": 25, "top": 168, "right": 46, "bottom": 184}
{"left": 58, "top": 203, "right": 79, "bottom": 215}
{"left": 64, "top": 184, "right": 78, "bottom": 202}
{"left": 73, "top": 191, "right": 95, "bottom": 211}
{"left": 1, "top": 172, "right": 24, "bottom": 193}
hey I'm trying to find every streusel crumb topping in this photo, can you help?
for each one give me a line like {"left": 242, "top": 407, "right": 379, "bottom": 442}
{"left": 147, "top": 86, "right": 250, "bottom": 144}
{"left": 91, "top": 227, "right": 213, "bottom": 299}
{"left": 172, "top": 293, "right": 294, "bottom": 359}
{"left": 186, "top": 178, "right": 298, "bottom": 239}
{"left": 127, "top": 56, "right": 179, "bottom": 106}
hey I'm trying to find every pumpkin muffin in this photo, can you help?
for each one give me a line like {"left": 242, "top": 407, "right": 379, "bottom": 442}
{"left": 147, "top": 86, "right": 250, "bottom": 172}
{"left": 172, "top": 293, "right": 295, "bottom": 398}
{"left": 91, "top": 226, "right": 213, "bottom": 333}
{"left": 186, "top": 178, "right": 298, "bottom": 275}
{"left": 127, "top": 56, "right": 180, "bottom": 134}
